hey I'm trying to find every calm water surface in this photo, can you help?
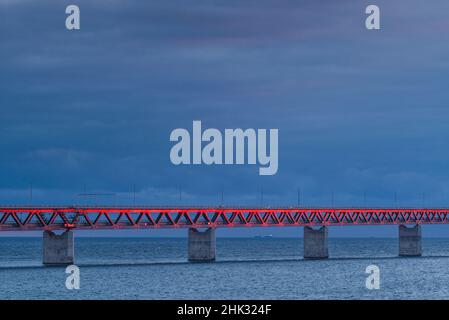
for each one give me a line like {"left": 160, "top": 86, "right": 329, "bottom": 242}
{"left": 1, "top": 237, "right": 449, "bottom": 299}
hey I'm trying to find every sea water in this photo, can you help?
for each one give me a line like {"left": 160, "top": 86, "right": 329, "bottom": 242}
{"left": 1, "top": 237, "right": 449, "bottom": 300}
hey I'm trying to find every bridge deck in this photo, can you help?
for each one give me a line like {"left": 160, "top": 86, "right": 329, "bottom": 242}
{"left": 1, "top": 207, "right": 449, "bottom": 231}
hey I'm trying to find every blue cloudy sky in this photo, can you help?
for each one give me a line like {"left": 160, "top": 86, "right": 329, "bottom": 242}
{"left": 1, "top": 0, "right": 449, "bottom": 236}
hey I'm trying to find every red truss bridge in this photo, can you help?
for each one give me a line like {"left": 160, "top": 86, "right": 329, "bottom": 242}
{"left": 2, "top": 206, "right": 443, "bottom": 263}
{"left": 1, "top": 206, "right": 449, "bottom": 232}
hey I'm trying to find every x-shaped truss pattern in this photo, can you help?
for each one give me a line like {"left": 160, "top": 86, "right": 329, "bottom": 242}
{"left": 1, "top": 207, "right": 449, "bottom": 231}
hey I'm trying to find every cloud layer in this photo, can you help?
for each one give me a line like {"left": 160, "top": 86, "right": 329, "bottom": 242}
{"left": 1, "top": 0, "right": 449, "bottom": 225}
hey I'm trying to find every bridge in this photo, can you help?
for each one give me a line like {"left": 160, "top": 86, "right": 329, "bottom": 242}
{"left": 1, "top": 206, "right": 446, "bottom": 264}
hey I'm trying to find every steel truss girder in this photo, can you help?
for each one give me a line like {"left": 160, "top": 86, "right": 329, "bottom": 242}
{"left": 0, "top": 207, "right": 448, "bottom": 231}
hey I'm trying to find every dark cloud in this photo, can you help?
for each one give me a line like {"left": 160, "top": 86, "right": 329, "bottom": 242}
{"left": 1, "top": 0, "right": 449, "bottom": 226}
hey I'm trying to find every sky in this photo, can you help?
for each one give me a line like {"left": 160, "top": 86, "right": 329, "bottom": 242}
{"left": 1, "top": 0, "right": 449, "bottom": 237}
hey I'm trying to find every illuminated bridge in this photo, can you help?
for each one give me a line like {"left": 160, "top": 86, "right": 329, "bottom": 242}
{"left": 1, "top": 206, "right": 444, "bottom": 264}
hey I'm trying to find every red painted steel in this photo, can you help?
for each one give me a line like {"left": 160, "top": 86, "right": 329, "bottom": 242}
{"left": 0, "top": 207, "right": 449, "bottom": 231}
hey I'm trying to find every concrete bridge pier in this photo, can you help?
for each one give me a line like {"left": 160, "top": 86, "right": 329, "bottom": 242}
{"left": 43, "top": 230, "right": 74, "bottom": 265}
{"left": 304, "top": 226, "right": 329, "bottom": 259}
{"left": 188, "top": 228, "right": 216, "bottom": 262}
{"left": 399, "top": 224, "right": 422, "bottom": 256}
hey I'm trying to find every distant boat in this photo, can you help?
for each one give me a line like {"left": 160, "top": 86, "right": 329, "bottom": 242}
{"left": 254, "top": 234, "right": 273, "bottom": 239}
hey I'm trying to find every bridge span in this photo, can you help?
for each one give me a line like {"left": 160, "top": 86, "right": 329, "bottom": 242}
{"left": 1, "top": 206, "right": 445, "bottom": 264}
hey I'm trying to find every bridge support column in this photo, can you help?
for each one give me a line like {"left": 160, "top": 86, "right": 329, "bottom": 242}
{"left": 188, "top": 228, "right": 216, "bottom": 262}
{"left": 43, "top": 230, "right": 74, "bottom": 265}
{"left": 304, "top": 226, "right": 329, "bottom": 259}
{"left": 399, "top": 225, "right": 422, "bottom": 257}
